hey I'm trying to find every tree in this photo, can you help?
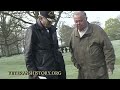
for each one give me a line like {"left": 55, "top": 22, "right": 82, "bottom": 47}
{"left": 0, "top": 11, "right": 73, "bottom": 57}
{"left": 104, "top": 18, "right": 120, "bottom": 40}
{"left": 1, "top": 11, "right": 64, "bottom": 27}
{"left": 59, "top": 24, "right": 73, "bottom": 46}
{"left": 0, "top": 12, "right": 24, "bottom": 56}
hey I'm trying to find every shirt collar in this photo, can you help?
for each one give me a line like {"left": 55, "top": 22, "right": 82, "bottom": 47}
{"left": 75, "top": 22, "right": 93, "bottom": 37}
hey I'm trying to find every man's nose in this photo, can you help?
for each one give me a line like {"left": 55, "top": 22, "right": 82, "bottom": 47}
{"left": 76, "top": 23, "right": 80, "bottom": 26}
{"left": 76, "top": 22, "right": 80, "bottom": 25}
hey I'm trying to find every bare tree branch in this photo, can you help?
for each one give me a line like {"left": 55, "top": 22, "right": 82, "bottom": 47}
{"left": 54, "top": 11, "right": 63, "bottom": 27}
{"left": 8, "top": 38, "right": 24, "bottom": 45}
{"left": 1, "top": 11, "right": 33, "bottom": 24}
{"left": 26, "top": 11, "right": 36, "bottom": 19}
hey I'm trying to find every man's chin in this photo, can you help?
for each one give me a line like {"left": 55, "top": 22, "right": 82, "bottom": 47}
{"left": 79, "top": 27, "right": 85, "bottom": 31}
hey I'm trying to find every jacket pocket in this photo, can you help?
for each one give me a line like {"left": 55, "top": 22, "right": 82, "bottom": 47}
{"left": 89, "top": 42, "right": 102, "bottom": 57}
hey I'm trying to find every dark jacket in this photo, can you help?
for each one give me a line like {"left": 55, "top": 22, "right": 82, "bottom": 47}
{"left": 69, "top": 23, "right": 116, "bottom": 79}
{"left": 24, "top": 20, "right": 66, "bottom": 79}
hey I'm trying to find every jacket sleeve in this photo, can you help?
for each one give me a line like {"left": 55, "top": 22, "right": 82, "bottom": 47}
{"left": 100, "top": 28, "right": 116, "bottom": 71}
{"left": 24, "top": 26, "right": 37, "bottom": 71}
{"left": 69, "top": 33, "right": 80, "bottom": 69}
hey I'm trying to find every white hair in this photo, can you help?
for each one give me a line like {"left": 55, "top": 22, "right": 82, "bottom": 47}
{"left": 73, "top": 11, "right": 87, "bottom": 18}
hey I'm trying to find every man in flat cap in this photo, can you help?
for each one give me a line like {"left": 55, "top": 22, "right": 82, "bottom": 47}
{"left": 24, "top": 11, "right": 66, "bottom": 79}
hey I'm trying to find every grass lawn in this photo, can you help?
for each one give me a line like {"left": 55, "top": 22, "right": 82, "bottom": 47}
{"left": 0, "top": 40, "right": 120, "bottom": 79}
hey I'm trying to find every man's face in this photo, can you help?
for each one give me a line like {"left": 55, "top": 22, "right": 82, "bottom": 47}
{"left": 73, "top": 15, "right": 87, "bottom": 31}
{"left": 42, "top": 17, "right": 53, "bottom": 28}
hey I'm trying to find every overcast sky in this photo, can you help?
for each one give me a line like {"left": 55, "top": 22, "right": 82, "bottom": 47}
{"left": 60, "top": 11, "right": 120, "bottom": 28}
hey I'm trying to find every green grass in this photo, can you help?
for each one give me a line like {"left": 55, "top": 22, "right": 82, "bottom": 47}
{"left": 63, "top": 53, "right": 78, "bottom": 79}
{"left": 111, "top": 40, "right": 120, "bottom": 65}
{"left": 0, "top": 55, "right": 27, "bottom": 79}
{"left": 0, "top": 40, "right": 120, "bottom": 79}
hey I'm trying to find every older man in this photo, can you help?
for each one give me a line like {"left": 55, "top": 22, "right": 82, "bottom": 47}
{"left": 69, "top": 11, "right": 116, "bottom": 79}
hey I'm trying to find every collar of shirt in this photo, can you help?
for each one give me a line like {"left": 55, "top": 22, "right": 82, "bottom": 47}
{"left": 46, "top": 29, "right": 49, "bottom": 33}
{"left": 78, "top": 26, "right": 88, "bottom": 38}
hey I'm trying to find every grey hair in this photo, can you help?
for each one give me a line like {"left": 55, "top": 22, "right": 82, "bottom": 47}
{"left": 73, "top": 11, "right": 87, "bottom": 18}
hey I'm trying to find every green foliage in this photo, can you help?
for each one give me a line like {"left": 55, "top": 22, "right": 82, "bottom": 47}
{"left": 104, "top": 18, "right": 120, "bottom": 40}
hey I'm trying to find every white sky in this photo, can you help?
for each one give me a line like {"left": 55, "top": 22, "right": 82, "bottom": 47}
{"left": 60, "top": 11, "right": 120, "bottom": 28}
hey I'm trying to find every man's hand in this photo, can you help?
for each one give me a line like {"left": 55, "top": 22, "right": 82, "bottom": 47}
{"left": 108, "top": 68, "right": 113, "bottom": 76}
{"left": 74, "top": 63, "right": 81, "bottom": 69}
